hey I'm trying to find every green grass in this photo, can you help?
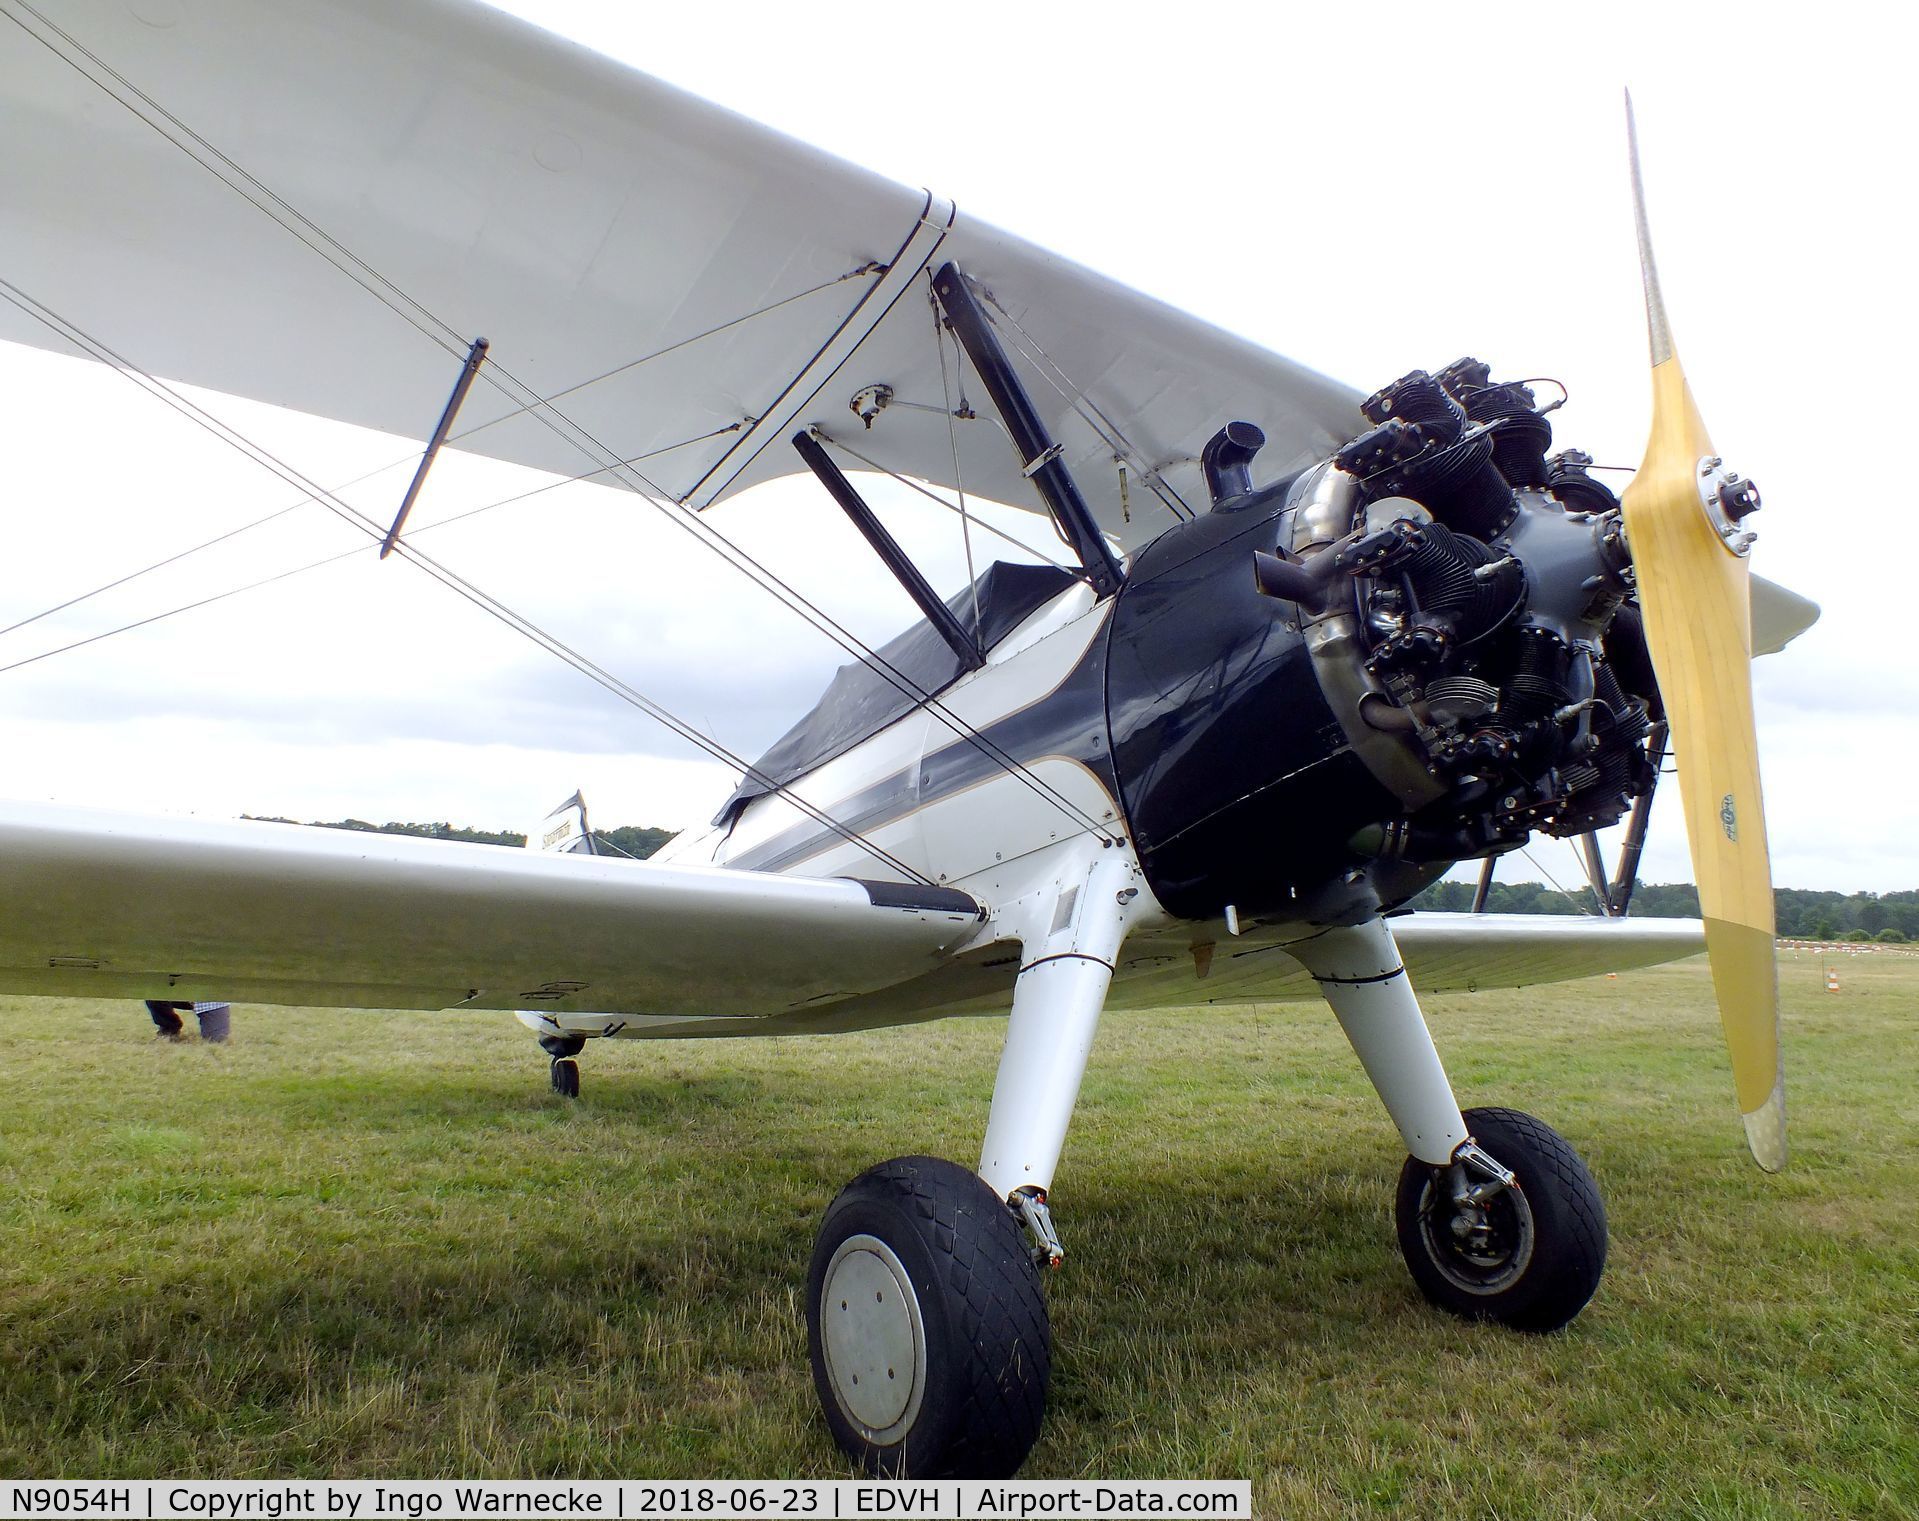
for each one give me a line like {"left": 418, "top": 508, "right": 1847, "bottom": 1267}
{"left": 1, "top": 950, "right": 1914, "bottom": 1517}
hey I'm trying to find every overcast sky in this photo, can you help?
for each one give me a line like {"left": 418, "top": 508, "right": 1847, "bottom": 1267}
{"left": 1, "top": 2, "right": 1912, "bottom": 894}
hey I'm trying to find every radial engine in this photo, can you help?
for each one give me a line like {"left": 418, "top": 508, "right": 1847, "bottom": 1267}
{"left": 1104, "top": 360, "right": 1722, "bottom": 922}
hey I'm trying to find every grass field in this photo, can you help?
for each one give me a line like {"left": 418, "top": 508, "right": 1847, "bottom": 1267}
{"left": 1, "top": 950, "right": 1913, "bottom": 1517}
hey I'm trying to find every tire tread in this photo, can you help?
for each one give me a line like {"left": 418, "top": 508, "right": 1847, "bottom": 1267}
{"left": 810, "top": 1156, "right": 1049, "bottom": 1478}
{"left": 1396, "top": 1106, "right": 1607, "bottom": 1332}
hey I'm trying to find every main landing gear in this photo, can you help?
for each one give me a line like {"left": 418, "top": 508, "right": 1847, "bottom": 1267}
{"left": 803, "top": 891, "right": 1610, "bottom": 1477}
{"left": 1287, "top": 917, "right": 1609, "bottom": 1333}
{"left": 804, "top": 847, "right": 1140, "bottom": 1478}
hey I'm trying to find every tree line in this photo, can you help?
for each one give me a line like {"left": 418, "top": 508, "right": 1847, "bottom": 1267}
{"left": 248, "top": 816, "right": 678, "bottom": 860}
{"left": 1409, "top": 878, "right": 1917, "bottom": 942}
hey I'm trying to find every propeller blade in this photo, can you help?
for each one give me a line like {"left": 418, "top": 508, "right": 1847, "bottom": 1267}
{"left": 1618, "top": 96, "right": 1785, "bottom": 1171}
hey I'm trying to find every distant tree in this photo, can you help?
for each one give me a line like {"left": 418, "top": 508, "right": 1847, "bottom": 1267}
{"left": 1413, "top": 879, "right": 1477, "bottom": 912}
{"left": 256, "top": 816, "right": 676, "bottom": 855}
{"left": 1630, "top": 882, "right": 1701, "bottom": 918}
{"left": 1876, "top": 927, "right": 1907, "bottom": 944}
{"left": 1405, "top": 876, "right": 1913, "bottom": 931}
{"left": 303, "top": 818, "right": 526, "bottom": 848}
{"left": 595, "top": 824, "right": 676, "bottom": 860}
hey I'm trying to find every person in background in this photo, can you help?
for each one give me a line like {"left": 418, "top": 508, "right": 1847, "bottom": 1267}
{"left": 145, "top": 1000, "right": 231, "bottom": 1043}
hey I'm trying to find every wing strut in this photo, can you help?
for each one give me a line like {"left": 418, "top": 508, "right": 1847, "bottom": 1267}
{"left": 379, "top": 336, "right": 490, "bottom": 559}
{"left": 932, "top": 264, "right": 1125, "bottom": 598}
{"left": 792, "top": 431, "right": 984, "bottom": 672}
{"left": 1607, "top": 719, "right": 1668, "bottom": 917}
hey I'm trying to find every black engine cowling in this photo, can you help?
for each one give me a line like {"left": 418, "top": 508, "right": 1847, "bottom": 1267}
{"left": 1104, "top": 361, "right": 1659, "bottom": 925}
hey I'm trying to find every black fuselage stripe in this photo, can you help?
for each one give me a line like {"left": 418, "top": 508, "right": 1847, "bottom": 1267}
{"left": 730, "top": 621, "right": 1117, "bottom": 874}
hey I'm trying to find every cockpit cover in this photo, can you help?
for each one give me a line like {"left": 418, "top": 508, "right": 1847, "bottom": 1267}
{"left": 717, "top": 561, "right": 1075, "bottom": 822}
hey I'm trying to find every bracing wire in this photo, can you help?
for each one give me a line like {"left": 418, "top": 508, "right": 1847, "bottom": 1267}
{"left": 0, "top": 426, "right": 742, "bottom": 677}
{"left": 807, "top": 433, "right": 1069, "bottom": 571}
{"left": 1517, "top": 844, "right": 1599, "bottom": 917}
{"left": 0, "top": 255, "right": 861, "bottom": 642}
{"left": 0, "top": 279, "right": 935, "bottom": 886}
{"left": 3, "top": 0, "right": 1120, "bottom": 845}
{"left": 932, "top": 280, "right": 983, "bottom": 643}
{"left": 455, "top": 359, "right": 1118, "bottom": 843}
{"left": 975, "top": 288, "right": 1196, "bottom": 522}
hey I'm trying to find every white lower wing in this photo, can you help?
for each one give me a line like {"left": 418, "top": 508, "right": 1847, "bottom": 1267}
{"left": 691, "top": 910, "right": 1709, "bottom": 1034}
{"left": 0, "top": 802, "right": 984, "bottom": 1015}
{"left": 1107, "top": 911, "right": 1706, "bottom": 1009}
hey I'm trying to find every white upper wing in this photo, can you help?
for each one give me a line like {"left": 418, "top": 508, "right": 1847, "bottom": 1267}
{"left": 0, "top": 802, "right": 983, "bottom": 1015}
{"left": 0, "top": 0, "right": 1362, "bottom": 552}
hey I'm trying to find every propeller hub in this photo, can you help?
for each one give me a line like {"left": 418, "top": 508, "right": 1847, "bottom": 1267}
{"left": 1697, "top": 456, "right": 1760, "bottom": 556}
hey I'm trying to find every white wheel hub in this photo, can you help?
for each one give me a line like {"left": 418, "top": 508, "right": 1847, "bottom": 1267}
{"left": 818, "top": 1233, "right": 927, "bottom": 1442}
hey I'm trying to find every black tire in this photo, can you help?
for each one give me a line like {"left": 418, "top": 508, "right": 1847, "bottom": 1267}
{"left": 550, "top": 1058, "right": 580, "bottom": 1098}
{"left": 1395, "top": 1106, "right": 1606, "bottom": 1332}
{"left": 805, "top": 1156, "right": 1049, "bottom": 1479}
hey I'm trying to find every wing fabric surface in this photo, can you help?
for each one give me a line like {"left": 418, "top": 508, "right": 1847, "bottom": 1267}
{"left": 0, "top": 0, "right": 1363, "bottom": 552}
{"left": 1114, "top": 912, "right": 1705, "bottom": 1009}
{"left": 0, "top": 802, "right": 982, "bottom": 1015}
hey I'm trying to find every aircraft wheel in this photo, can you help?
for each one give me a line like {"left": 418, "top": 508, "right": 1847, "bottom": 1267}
{"left": 805, "top": 1155, "right": 1049, "bottom": 1478}
{"left": 1395, "top": 1106, "right": 1606, "bottom": 1332}
{"left": 550, "top": 1058, "right": 581, "bottom": 1099}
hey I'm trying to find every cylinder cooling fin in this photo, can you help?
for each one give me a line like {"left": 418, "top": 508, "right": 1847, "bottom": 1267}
{"left": 1279, "top": 359, "right": 1658, "bottom": 875}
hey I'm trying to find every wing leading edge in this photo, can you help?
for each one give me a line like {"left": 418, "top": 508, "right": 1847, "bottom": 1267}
{"left": 0, "top": 802, "right": 983, "bottom": 1015}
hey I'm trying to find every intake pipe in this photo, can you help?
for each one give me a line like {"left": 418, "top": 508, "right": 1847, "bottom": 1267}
{"left": 1202, "top": 420, "right": 1266, "bottom": 506}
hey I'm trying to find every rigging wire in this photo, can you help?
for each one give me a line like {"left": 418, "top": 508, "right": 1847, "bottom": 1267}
{"left": 932, "top": 281, "right": 983, "bottom": 642}
{"left": 0, "top": 255, "right": 865, "bottom": 642}
{"left": 449, "top": 359, "right": 1118, "bottom": 841}
{"left": 1517, "top": 844, "right": 1599, "bottom": 917}
{"left": 4, "top": 2, "right": 1119, "bottom": 844}
{"left": 0, "top": 279, "right": 935, "bottom": 886}
{"left": 808, "top": 434, "right": 1069, "bottom": 571}
{"left": 0, "top": 418, "right": 742, "bottom": 647}
{"left": 0, "top": 426, "right": 742, "bottom": 676}
{"left": 447, "top": 264, "right": 882, "bottom": 442}
{"left": 0, "top": 496, "right": 307, "bottom": 641}
{"left": 976, "top": 288, "right": 1196, "bottom": 522}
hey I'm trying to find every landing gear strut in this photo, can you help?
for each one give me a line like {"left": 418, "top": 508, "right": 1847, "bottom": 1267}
{"left": 1292, "top": 917, "right": 1609, "bottom": 1332}
{"left": 805, "top": 844, "right": 1145, "bottom": 1478}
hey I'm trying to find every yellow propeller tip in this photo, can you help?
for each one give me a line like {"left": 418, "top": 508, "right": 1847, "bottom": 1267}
{"left": 1741, "top": 1079, "right": 1788, "bottom": 1172}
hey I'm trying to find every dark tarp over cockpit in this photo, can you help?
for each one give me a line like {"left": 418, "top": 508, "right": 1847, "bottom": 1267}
{"left": 715, "top": 561, "right": 1076, "bottom": 824}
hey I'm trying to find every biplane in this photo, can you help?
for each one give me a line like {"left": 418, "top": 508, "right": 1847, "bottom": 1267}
{"left": 0, "top": 0, "right": 1819, "bottom": 1479}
